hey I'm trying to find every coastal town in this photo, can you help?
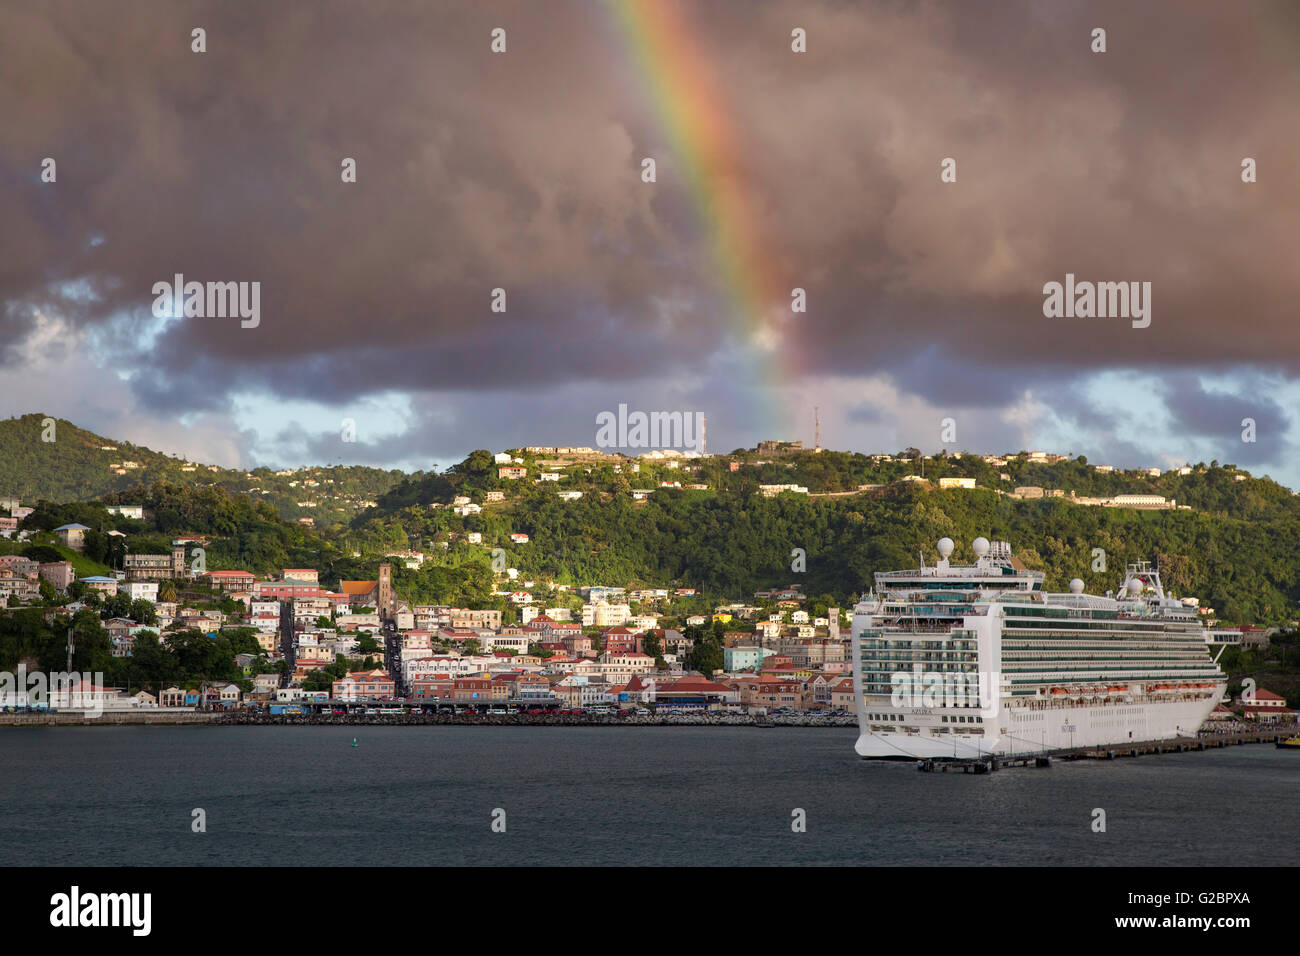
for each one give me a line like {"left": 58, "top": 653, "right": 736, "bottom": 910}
{"left": 0, "top": 483, "right": 1294, "bottom": 728}
{"left": 0, "top": 519, "right": 862, "bottom": 717}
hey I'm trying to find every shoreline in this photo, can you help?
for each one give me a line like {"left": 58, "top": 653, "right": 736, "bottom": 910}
{"left": 0, "top": 711, "right": 856, "bottom": 728}
{"left": 0, "top": 711, "right": 225, "bottom": 726}
{"left": 3, "top": 711, "right": 1295, "bottom": 747}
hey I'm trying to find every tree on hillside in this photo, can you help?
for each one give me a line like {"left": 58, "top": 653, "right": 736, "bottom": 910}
{"left": 688, "top": 640, "right": 723, "bottom": 676}
{"left": 451, "top": 450, "right": 496, "bottom": 480}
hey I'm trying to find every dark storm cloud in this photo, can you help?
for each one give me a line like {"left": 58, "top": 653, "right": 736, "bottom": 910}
{"left": 1, "top": 0, "right": 1297, "bottom": 442}
{"left": 1159, "top": 374, "right": 1290, "bottom": 465}
{"left": 846, "top": 402, "right": 883, "bottom": 425}
{"left": 0, "top": 0, "right": 727, "bottom": 400}
{"left": 1033, "top": 379, "right": 1127, "bottom": 435}
{"left": 0, "top": 301, "right": 36, "bottom": 365}
{"left": 713, "top": 0, "right": 1300, "bottom": 390}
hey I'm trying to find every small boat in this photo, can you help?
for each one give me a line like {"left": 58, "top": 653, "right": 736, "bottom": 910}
{"left": 1276, "top": 736, "right": 1300, "bottom": 750}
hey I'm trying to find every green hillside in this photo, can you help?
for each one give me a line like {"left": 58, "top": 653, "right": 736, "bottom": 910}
{"left": 0, "top": 414, "right": 181, "bottom": 501}
{"left": 342, "top": 450, "right": 1300, "bottom": 628}
{"left": 344, "top": 481, "right": 1300, "bottom": 626}
{"left": 0, "top": 413, "right": 407, "bottom": 527}
{"left": 5, "top": 420, "right": 1300, "bottom": 628}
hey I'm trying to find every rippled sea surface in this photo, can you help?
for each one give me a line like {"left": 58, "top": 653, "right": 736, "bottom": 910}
{"left": 1, "top": 726, "right": 1294, "bottom": 866}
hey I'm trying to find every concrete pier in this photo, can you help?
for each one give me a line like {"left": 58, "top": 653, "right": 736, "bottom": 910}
{"left": 913, "top": 729, "right": 1295, "bottom": 773}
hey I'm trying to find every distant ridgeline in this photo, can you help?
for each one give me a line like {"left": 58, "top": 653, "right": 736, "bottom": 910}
{"left": 0, "top": 414, "right": 405, "bottom": 525}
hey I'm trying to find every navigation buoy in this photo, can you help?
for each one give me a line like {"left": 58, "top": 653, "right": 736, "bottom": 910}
{"left": 351, "top": 738, "right": 358, "bottom": 748}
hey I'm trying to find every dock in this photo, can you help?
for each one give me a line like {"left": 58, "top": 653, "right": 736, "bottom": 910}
{"left": 915, "top": 728, "right": 1296, "bottom": 773}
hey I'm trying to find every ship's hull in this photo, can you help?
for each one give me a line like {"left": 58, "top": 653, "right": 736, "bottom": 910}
{"left": 854, "top": 693, "right": 1221, "bottom": 759}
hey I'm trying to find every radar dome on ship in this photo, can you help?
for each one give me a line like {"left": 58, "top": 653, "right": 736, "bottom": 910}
{"left": 1128, "top": 578, "right": 1143, "bottom": 596}
{"left": 972, "top": 537, "right": 990, "bottom": 557}
{"left": 1069, "top": 578, "right": 1084, "bottom": 594}
{"left": 937, "top": 537, "right": 954, "bottom": 559}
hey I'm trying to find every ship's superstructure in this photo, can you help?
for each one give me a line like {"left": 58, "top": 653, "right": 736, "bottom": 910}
{"left": 851, "top": 537, "right": 1226, "bottom": 759}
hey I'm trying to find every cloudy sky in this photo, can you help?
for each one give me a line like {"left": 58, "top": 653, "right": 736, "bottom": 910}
{"left": 2, "top": 0, "right": 1298, "bottom": 484}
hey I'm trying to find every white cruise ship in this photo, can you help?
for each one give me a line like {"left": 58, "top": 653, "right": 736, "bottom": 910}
{"left": 851, "top": 537, "right": 1226, "bottom": 759}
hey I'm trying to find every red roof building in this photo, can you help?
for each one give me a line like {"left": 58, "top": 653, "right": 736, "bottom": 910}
{"left": 1241, "top": 688, "right": 1294, "bottom": 722}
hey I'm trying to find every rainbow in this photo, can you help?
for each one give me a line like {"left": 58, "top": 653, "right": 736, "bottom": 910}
{"left": 608, "top": 0, "right": 796, "bottom": 432}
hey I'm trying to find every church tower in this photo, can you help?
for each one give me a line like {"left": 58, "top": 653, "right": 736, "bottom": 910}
{"left": 378, "top": 562, "right": 394, "bottom": 620}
